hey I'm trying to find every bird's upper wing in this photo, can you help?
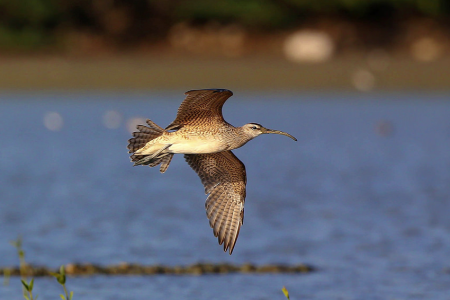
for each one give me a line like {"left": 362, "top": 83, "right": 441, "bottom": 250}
{"left": 185, "top": 150, "right": 246, "bottom": 254}
{"left": 166, "top": 89, "right": 233, "bottom": 130}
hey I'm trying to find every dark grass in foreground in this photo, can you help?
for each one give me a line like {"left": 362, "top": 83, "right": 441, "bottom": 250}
{"left": 1, "top": 262, "right": 314, "bottom": 277}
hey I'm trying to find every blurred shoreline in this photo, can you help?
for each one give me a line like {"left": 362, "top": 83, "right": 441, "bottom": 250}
{"left": 1, "top": 54, "right": 449, "bottom": 91}
{"left": 2, "top": 3, "right": 450, "bottom": 92}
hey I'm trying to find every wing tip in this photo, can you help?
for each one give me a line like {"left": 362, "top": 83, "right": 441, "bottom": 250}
{"left": 185, "top": 88, "right": 233, "bottom": 96}
{"left": 217, "top": 220, "right": 241, "bottom": 255}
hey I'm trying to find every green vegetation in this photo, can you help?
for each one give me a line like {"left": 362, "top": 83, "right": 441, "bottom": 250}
{"left": 51, "top": 266, "right": 74, "bottom": 300}
{"left": 21, "top": 279, "right": 35, "bottom": 300}
{"left": 282, "top": 286, "right": 290, "bottom": 300}
{"left": 0, "top": 0, "right": 448, "bottom": 50}
{"left": 4, "top": 238, "right": 298, "bottom": 299}
{"left": 7, "top": 237, "right": 74, "bottom": 300}
{"left": 10, "top": 237, "right": 36, "bottom": 300}
{"left": 0, "top": 0, "right": 58, "bottom": 49}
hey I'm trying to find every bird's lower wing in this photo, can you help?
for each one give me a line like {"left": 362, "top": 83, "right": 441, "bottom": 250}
{"left": 184, "top": 151, "right": 247, "bottom": 254}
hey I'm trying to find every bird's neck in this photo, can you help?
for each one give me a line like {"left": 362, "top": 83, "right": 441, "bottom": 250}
{"left": 228, "top": 126, "right": 255, "bottom": 149}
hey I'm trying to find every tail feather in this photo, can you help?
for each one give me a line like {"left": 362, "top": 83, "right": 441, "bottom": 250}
{"left": 136, "top": 125, "right": 159, "bottom": 135}
{"left": 128, "top": 136, "right": 153, "bottom": 153}
{"left": 159, "top": 153, "right": 174, "bottom": 173}
{"left": 128, "top": 126, "right": 163, "bottom": 153}
{"left": 128, "top": 119, "right": 174, "bottom": 173}
{"left": 146, "top": 119, "right": 165, "bottom": 131}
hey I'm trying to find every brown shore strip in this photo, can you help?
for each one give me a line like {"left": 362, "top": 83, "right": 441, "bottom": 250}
{"left": 0, "top": 263, "right": 314, "bottom": 276}
{"left": 1, "top": 55, "right": 449, "bottom": 91}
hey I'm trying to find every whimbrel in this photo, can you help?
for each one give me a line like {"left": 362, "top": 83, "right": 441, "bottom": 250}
{"left": 128, "top": 89, "right": 297, "bottom": 254}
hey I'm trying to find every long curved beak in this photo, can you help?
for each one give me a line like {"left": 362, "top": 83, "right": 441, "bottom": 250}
{"left": 263, "top": 128, "right": 297, "bottom": 141}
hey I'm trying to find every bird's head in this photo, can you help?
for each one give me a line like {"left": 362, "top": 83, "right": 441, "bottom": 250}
{"left": 242, "top": 123, "right": 297, "bottom": 141}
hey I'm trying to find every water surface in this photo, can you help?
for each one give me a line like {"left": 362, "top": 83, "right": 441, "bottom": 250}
{"left": 1, "top": 92, "right": 450, "bottom": 299}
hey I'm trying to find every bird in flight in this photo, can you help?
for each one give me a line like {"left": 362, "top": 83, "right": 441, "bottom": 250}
{"left": 128, "top": 89, "right": 297, "bottom": 254}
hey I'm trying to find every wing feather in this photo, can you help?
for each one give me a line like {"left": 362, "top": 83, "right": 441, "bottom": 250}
{"left": 207, "top": 189, "right": 224, "bottom": 227}
{"left": 166, "top": 89, "right": 233, "bottom": 129}
{"left": 185, "top": 150, "right": 246, "bottom": 254}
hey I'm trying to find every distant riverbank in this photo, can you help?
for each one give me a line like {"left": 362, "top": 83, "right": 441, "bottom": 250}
{"left": 1, "top": 54, "right": 449, "bottom": 91}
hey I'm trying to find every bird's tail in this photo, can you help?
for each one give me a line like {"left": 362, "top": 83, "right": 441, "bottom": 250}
{"left": 128, "top": 119, "right": 174, "bottom": 173}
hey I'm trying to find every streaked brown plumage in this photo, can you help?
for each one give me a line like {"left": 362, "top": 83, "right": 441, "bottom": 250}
{"left": 128, "top": 89, "right": 297, "bottom": 254}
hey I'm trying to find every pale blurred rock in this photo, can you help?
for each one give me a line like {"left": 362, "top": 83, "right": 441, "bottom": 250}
{"left": 352, "top": 69, "right": 375, "bottom": 91}
{"left": 411, "top": 37, "right": 443, "bottom": 62}
{"left": 43, "top": 112, "right": 64, "bottom": 131}
{"left": 283, "top": 30, "right": 334, "bottom": 63}
{"left": 168, "top": 23, "right": 245, "bottom": 56}
{"left": 65, "top": 263, "right": 76, "bottom": 274}
{"left": 168, "top": 23, "right": 196, "bottom": 49}
{"left": 218, "top": 25, "right": 246, "bottom": 57}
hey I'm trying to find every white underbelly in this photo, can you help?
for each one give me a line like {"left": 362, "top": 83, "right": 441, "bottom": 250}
{"left": 169, "top": 139, "right": 227, "bottom": 154}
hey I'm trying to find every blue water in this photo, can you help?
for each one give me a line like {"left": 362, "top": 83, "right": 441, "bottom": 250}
{"left": 1, "top": 92, "right": 450, "bottom": 299}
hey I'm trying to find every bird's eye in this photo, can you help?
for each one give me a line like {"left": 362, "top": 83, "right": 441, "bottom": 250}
{"left": 251, "top": 126, "right": 257, "bottom": 130}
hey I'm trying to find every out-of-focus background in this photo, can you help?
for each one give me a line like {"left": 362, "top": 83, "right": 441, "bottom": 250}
{"left": 1, "top": 1, "right": 450, "bottom": 300}
{"left": 0, "top": 0, "right": 450, "bottom": 90}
